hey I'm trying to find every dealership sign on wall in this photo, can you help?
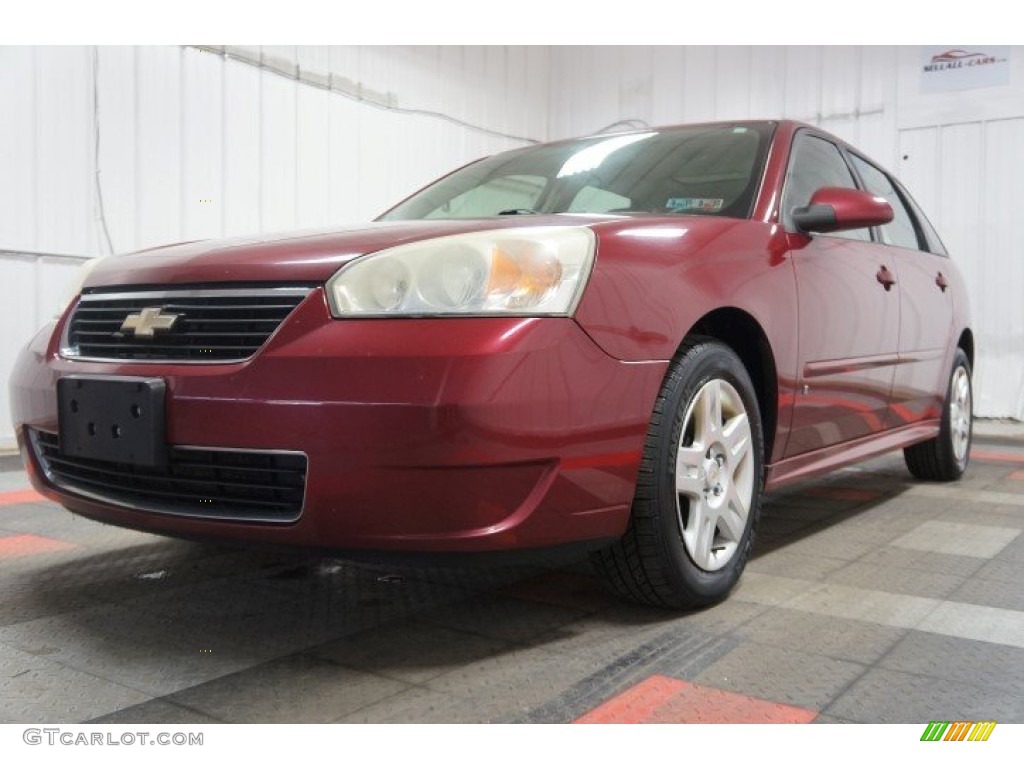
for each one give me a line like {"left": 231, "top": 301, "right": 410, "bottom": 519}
{"left": 921, "top": 47, "right": 1011, "bottom": 92}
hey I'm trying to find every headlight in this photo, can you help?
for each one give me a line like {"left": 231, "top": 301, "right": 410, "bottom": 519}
{"left": 326, "top": 226, "right": 596, "bottom": 317}
{"left": 57, "top": 255, "right": 110, "bottom": 317}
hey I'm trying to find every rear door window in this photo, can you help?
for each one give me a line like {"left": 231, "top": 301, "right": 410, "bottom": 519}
{"left": 850, "top": 155, "right": 923, "bottom": 251}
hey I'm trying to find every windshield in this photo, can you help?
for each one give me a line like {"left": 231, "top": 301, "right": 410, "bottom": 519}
{"left": 380, "top": 122, "right": 775, "bottom": 221}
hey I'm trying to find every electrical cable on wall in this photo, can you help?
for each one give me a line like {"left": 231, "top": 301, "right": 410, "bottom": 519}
{"left": 91, "top": 46, "right": 649, "bottom": 258}
{"left": 189, "top": 46, "right": 542, "bottom": 146}
{"left": 92, "top": 46, "right": 116, "bottom": 257}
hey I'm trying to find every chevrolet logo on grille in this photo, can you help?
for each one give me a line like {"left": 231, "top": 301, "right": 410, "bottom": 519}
{"left": 119, "top": 307, "right": 180, "bottom": 338}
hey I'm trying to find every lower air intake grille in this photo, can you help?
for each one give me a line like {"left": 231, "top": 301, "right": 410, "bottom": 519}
{"left": 30, "top": 429, "right": 306, "bottom": 523}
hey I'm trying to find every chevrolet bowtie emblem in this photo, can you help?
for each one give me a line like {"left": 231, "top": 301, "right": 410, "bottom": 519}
{"left": 119, "top": 307, "right": 180, "bottom": 338}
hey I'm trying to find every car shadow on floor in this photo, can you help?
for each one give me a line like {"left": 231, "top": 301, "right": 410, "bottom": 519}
{"left": 5, "top": 459, "right": 949, "bottom": 722}
{"left": 12, "top": 465, "right": 912, "bottom": 635}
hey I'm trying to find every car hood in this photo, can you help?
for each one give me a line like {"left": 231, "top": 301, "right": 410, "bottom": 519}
{"left": 84, "top": 216, "right": 611, "bottom": 288}
{"left": 84, "top": 214, "right": 750, "bottom": 289}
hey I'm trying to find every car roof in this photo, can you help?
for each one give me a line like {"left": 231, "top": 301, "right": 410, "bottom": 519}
{"left": 572, "top": 119, "right": 843, "bottom": 148}
{"left": 569, "top": 118, "right": 781, "bottom": 144}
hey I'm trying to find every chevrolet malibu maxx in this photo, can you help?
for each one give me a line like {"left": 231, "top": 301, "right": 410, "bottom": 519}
{"left": 9, "top": 120, "right": 973, "bottom": 608}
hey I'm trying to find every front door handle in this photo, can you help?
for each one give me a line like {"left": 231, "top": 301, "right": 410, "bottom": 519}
{"left": 936, "top": 272, "right": 949, "bottom": 292}
{"left": 876, "top": 265, "right": 896, "bottom": 291}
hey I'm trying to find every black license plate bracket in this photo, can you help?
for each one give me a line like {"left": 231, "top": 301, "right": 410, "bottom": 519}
{"left": 57, "top": 376, "right": 167, "bottom": 467}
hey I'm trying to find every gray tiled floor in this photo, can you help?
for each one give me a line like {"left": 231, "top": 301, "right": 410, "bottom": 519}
{"left": 824, "top": 667, "right": 1024, "bottom": 723}
{"left": 879, "top": 631, "right": 1024, "bottom": 696}
{"left": 694, "top": 641, "right": 867, "bottom": 711}
{"left": 730, "top": 607, "right": 905, "bottom": 665}
{"left": 167, "top": 654, "right": 411, "bottom": 723}
{"left": 0, "top": 440, "right": 1022, "bottom": 724}
{"left": 310, "top": 622, "right": 512, "bottom": 684}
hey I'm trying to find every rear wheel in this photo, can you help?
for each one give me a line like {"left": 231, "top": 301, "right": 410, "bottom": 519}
{"left": 591, "top": 337, "right": 764, "bottom": 609}
{"left": 904, "top": 348, "right": 972, "bottom": 481}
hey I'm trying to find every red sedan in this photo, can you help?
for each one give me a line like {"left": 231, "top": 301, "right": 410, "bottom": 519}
{"left": 9, "top": 120, "right": 973, "bottom": 608}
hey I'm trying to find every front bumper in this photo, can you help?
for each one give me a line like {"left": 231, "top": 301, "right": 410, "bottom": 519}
{"left": 11, "top": 288, "right": 667, "bottom": 552}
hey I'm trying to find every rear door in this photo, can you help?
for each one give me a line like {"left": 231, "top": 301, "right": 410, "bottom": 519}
{"left": 782, "top": 132, "right": 901, "bottom": 457}
{"left": 848, "top": 153, "right": 955, "bottom": 425}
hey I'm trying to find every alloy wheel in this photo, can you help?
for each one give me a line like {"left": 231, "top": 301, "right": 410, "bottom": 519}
{"left": 950, "top": 365, "right": 972, "bottom": 464}
{"left": 675, "top": 378, "right": 755, "bottom": 571}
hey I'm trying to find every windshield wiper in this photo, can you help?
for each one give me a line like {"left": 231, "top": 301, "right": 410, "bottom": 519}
{"left": 497, "top": 208, "right": 539, "bottom": 216}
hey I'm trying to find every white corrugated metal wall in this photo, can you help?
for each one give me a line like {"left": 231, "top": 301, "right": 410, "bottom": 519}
{"left": 549, "top": 45, "right": 1024, "bottom": 421}
{"left": 0, "top": 45, "right": 548, "bottom": 257}
{"left": 2, "top": 45, "right": 1023, "bottom": 449}
{"left": 0, "top": 45, "right": 550, "bottom": 448}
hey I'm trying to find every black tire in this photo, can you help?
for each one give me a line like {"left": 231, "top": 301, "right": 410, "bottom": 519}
{"left": 590, "top": 336, "right": 765, "bottom": 609}
{"left": 904, "top": 348, "right": 972, "bottom": 481}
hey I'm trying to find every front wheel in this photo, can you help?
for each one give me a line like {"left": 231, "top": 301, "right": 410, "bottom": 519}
{"left": 591, "top": 337, "right": 764, "bottom": 609}
{"left": 904, "top": 348, "right": 973, "bottom": 481}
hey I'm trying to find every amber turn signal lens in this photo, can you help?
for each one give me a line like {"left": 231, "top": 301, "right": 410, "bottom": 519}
{"left": 488, "top": 245, "right": 563, "bottom": 309}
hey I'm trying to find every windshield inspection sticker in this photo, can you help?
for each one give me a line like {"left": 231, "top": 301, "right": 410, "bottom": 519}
{"left": 666, "top": 197, "right": 724, "bottom": 213}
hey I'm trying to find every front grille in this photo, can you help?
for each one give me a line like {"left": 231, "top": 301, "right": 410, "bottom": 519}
{"left": 30, "top": 430, "right": 306, "bottom": 523}
{"left": 64, "top": 286, "right": 312, "bottom": 362}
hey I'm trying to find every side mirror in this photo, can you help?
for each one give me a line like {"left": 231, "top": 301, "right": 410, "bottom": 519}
{"left": 792, "top": 187, "right": 894, "bottom": 234}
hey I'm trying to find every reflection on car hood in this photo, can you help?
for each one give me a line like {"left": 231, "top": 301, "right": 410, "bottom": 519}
{"left": 84, "top": 216, "right": 617, "bottom": 288}
{"left": 83, "top": 214, "right": 748, "bottom": 290}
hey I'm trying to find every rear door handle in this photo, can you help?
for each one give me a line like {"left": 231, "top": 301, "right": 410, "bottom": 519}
{"left": 876, "top": 265, "right": 896, "bottom": 291}
{"left": 936, "top": 272, "right": 949, "bottom": 292}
